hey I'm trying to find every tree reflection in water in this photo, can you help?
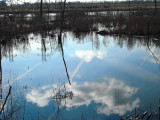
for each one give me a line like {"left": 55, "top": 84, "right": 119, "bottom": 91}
{"left": 0, "top": 38, "right": 2, "bottom": 112}
{"left": 1, "top": 26, "right": 160, "bottom": 119}
{"left": 53, "top": 83, "right": 73, "bottom": 109}
{"left": 58, "top": 34, "right": 71, "bottom": 85}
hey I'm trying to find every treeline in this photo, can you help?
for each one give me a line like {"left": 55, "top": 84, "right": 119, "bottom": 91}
{"left": 0, "top": 0, "right": 159, "bottom": 6}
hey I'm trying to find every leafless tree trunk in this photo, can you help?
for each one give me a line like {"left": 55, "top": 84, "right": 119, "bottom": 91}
{"left": 159, "top": 98, "right": 160, "bottom": 120}
{"left": 60, "top": 0, "right": 67, "bottom": 34}
{"left": 58, "top": 0, "right": 71, "bottom": 85}
{"left": 0, "top": 38, "right": 2, "bottom": 111}
{"left": 0, "top": 86, "right": 12, "bottom": 115}
{"left": 40, "top": 0, "right": 43, "bottom": 16}
{"left": 59, "top": 41, "right": 71, "bottom": 85}
{"left": 128, "top": 0, "right": 130, "bottom": 12}
{"left": 155, "top": 0, "right": 157, "bottom": 13}
{"left": 41, "top": 38, "right": 46, "bottom": 61}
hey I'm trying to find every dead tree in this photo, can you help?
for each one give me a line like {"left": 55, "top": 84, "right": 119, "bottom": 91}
{"left": 0, "top": 63, "right": 1, "bottom": 100}
{"left": 40, "top": 0, "right": 43, "bottom": 16}
{"left": 155, "top": 0, "right": 157, "bottom": 13}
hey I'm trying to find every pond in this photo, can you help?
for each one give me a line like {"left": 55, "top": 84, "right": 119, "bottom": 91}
{"left": 1, "top": 31, "right": 160, "bottom": 119}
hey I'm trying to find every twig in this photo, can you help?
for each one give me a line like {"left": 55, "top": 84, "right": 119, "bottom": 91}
{"left": 0, "top": 86, "right": 12, "bottom": 115}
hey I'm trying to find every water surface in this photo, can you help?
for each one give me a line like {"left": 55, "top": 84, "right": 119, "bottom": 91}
{"left": 1, "top": 32, "right": 160, "bottom": 119}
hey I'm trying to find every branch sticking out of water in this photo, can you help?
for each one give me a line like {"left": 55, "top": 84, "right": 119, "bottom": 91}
{"left": 0, "top": 86, "right": 12, "bottom": 115}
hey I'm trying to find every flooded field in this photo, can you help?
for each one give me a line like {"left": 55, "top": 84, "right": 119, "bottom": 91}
{"left": 1, "top": 31, "right": 160, "bottom": 119}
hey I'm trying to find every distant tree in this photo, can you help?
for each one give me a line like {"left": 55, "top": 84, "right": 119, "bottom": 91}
{"left": 128, "top": 0, "right": 130, "bottom": 12}
{"left": 40, "top": 0, "right": 43, "bottom": 16}
{"left": 154, "top": 0, "right": 157, "bottom": 13}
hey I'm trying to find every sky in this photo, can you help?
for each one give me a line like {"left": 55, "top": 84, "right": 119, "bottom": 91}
{"left": 4, "top": 0, "right": 107, "bottom": 5}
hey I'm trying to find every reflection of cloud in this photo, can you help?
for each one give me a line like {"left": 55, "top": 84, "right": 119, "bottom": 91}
{"left": 75, "top": 50, "right": 106, "bottom": 62}
{"left": 67, "top": 77, "right": 139, "bottom": 116}
{"left": 97, "top": 98, "right": 139, "bottom": 116}
{"left": 26, "top": 86, "right": 53, "bottom": 107}
{"left": 26, "top": 77, "right": 139, "bottom": 116}
{"left": 70, "top": 50, "right": 106, "bottom": 82}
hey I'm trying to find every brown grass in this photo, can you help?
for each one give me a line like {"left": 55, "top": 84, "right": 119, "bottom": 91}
{"left": 1, "top": 9, "right": 160, "bottom": 41}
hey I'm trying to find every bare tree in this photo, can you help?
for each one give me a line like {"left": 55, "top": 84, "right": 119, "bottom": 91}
{"left": 128, "top": 0, "right": 130, "bottom": 12}
{"left": 40, "top": 0, "right": 43, "bottom": 16}
{"left": 155, "top": 0, "right": 157, "bottom": 13}
{"left": 0, "top": 38, "right": 2, "bottom": 111}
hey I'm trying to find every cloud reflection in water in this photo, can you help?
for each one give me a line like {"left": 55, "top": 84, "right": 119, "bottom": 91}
{"left": 75, "top": 50, "right": 106, "bottom": 62}
{"left": 26, "top": 86, "right": 53, "bottom": 107}
{"left": 26, "top": 77, "right": 139, "bottom": 116}
{"left": 70, "top": 50, "right": 106, "bottom": 82}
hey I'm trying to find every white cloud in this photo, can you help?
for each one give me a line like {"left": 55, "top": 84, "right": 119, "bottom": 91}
{"left": 75, "top": 50, "right": 95, "bottom": 62}
{"left": 97, "top": 51, "right": 106, "bottom": 59}
{"left": 70, "top": 50, "right": 106, "bottom": 82}
{"left": 26, "top": 77, "right": 139, "bottom": 116}
{"left": 26, "top": 86, "right": 54, "bottom": 107}
{"left": 75, "top": 50, "right": 106, "bottom": 62}
{"left": 66, "top": 78, "right": 139, "bottom": 116}
{"left": 97, "top": 98, "right": 139, "bottom": 116}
